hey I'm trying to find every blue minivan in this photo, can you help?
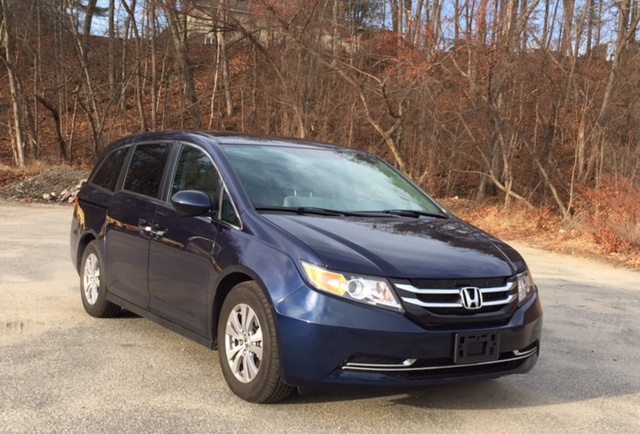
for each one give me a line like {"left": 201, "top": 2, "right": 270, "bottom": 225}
{"left": 70, "top": 131, "right": 542, "bottom": 403}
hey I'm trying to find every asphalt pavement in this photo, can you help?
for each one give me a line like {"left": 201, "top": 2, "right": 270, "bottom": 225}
{"left": 1, "top": 202, "right": 639, "bottom": 433}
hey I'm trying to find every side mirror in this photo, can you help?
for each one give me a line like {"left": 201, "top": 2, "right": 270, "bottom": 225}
{"left": 171, "top": 190, "right": 217, "bottom": 217}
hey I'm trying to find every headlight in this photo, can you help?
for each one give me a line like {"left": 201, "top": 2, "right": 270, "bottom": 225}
{"left": 517, "top": 269, "right": 537, "bottom": 306}
{"left": 300, "top": 261, "right": 404, "bottom": 312}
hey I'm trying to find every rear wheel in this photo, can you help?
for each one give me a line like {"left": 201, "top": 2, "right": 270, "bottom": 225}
{"left": 218, "top": 281, "right": 293, "bottom": 403}
{"left": 80, "top": 241, "right": 121, "bottom": 318}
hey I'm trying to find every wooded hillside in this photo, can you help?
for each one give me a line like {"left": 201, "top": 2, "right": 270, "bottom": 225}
{"left": 1, "top": 1, "right": 639, "bottom": 240}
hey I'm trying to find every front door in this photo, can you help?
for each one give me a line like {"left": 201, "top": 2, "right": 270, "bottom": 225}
{"left": 148, "top": 144, "right": 221, "bottom": 337}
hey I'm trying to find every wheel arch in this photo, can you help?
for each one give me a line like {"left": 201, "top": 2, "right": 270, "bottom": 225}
{"left": 75, "top": 232, "right": 98, "bottom": 272}
{"left": 209, "top": 249, "right": 309, "bottom": 348}
{"left": 212, "top": 270, "right": 262, "bottom": 346}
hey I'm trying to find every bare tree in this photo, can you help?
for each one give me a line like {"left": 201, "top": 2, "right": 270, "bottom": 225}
{"left": 1, "top": 0, "right": 28, "bottom": 166}
{"left": 161, "top": 0, "right": 202, "bottom": 129}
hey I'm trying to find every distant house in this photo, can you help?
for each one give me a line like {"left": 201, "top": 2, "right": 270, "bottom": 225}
{"left": 185, "top": 0, "right": 360, "bottom": 53}
{"left": 186, "top": 0, "right": 252, "bottom": 44}
{"left": 589, "top": 43, "right": 612, "bottom": 61}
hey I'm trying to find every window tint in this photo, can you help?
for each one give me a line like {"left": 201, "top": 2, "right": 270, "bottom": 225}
{"left": 124, "top": 144, "right": 171, "bottom": 198}
{"left": 171, "top": 145, "right": 220, "bottom": 203}
{"left": 91, "top": 148, "right": 127, "bottom": 192}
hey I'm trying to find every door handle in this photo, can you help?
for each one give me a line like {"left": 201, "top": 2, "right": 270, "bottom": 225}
{"left": 150, "top": 224, "right": 167, "bottom": 237}
{"left": 138, "top": 218, "right": 152, "bottom": 233}
{"left": 138, "top": 219, "right": 167, "bottom": 237}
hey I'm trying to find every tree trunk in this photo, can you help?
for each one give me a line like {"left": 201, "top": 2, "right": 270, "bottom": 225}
{"left": 150, "top": 0, "right": 158, "bottom": 129}
{"left": 218, "top": 0, "right": 233, "bottom": 118}
{"left": 108, "top": 0, "right": 116, "bottom": 95}
{"left": 36, "top": 96, "right": 68, "bottom": 161}
{"left": 165, "top": 2, "right": 202, "bottom": 129}
{"left": 561, "top": 0, "right": 575, "bottom": 56}
{"left": 1, "top": 0, "right": 27, "bottom": 167}
{"left": 120, "top": 0, "right": 146, "bottom": 131}
{"left": 82, "top": 0, "right": 98, "bottom": 45}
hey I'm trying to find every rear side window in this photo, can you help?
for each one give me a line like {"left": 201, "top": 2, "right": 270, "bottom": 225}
{"left": 124, "top": 144, "right": 171, "bottom": 198}
{"left": 91, "top": 148, "right": 128, "bottom": 192}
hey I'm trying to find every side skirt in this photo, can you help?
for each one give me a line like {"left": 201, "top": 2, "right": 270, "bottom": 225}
{"left": 106, "top": 293, "right": 215, "bottom": 349}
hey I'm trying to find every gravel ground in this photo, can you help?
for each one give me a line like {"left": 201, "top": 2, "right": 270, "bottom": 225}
{"left": 0, "top": 167, "right": 89, "bottom": 203}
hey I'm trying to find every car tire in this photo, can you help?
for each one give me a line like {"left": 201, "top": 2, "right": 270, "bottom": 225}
{"left": 218, "top": 281, "right": 294, "bottom": 403}
{"left": 80, "top": 240, "right": 121, "bottom": 318}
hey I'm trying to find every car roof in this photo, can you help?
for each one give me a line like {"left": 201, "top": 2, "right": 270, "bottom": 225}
{"left": 102, "top": 131, "right": 346, "bottom": 155}
{"left": 205, "top": 132, "right": 344, "bottom": 150}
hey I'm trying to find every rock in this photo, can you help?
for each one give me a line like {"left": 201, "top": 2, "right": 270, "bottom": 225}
{"left": 0, "top": 167, "right": 90, "bottom": 202}
{"left": 59, "top": 189, "right": 71, "bottom": 202}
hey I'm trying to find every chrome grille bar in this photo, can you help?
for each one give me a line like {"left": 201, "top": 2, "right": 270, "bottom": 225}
{"left": 342, "top": 347, "right": 537, "bottom": 372}
{"left": 395, "top": 282, "right": 515, "bottom": 309}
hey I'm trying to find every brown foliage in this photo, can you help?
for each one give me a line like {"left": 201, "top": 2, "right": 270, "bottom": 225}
{"left": 1, "top": 0, "right": 640, "bottom": 259}
{"left": 576, "top": 179, "right": 640, "bottom": 254}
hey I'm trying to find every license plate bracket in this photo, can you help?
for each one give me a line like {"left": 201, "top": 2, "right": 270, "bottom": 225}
{"left": 454, "top": 332, "right": 500, "bottom": 364}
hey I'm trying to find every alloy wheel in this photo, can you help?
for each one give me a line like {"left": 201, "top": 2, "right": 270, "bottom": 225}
{"left": 224, "top": 303, "right": 264, "bottom": 383}
{"left": 83, "top": 253, "right": 100, "bottom": 305}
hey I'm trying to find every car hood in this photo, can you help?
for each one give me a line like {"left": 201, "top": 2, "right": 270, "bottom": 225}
{"left": 263, "top": 215, "right": 525, "bottom": 279}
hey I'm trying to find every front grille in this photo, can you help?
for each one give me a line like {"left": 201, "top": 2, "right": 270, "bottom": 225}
{"left": 409, "top": 277, "right": 507, "bottom": 289}
{"left": 392, "top": 277, "right": 518, "bottom": 326}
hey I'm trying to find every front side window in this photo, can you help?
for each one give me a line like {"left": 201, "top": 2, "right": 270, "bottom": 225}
{"left": 123, "top": 144, "right": 171, "bottom": 198}
{"left": 171, "top": 145, "right": 220, "bottom": 203}
{"left": 170, "top": 145, "right": 240, "bottom": 226}
{"left": 91, "top": 148, "right": 128, "bottom": 192}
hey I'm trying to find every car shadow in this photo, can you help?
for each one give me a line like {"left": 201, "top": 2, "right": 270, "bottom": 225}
{"left": 283, "top": 365, "right": 638, "bottom": 409}
{"left": 117, "top": 309, "right": 141, "bottom": 319}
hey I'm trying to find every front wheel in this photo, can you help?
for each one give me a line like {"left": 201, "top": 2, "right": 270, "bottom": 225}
{"left": 218, "top": 281, "right": 293, "bottom": 403}
{"left": 80, "top": 240, "right": 120, "bottom": 318}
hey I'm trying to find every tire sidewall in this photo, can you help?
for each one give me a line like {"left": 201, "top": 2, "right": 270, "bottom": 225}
{"left": 217, "top": 282, "right": 280, "bottom": 402}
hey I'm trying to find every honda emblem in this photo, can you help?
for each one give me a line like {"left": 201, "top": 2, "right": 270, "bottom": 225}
{"left": 460, "top": 287, "right": 483, "bottom": 310}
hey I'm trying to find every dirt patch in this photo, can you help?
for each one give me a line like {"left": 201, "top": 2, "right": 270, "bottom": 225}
{"left": 0, "top": 166, "right": 89, "bottom": 203}
{"left": 441, "top": 197, "right": 640, "bottom": 272}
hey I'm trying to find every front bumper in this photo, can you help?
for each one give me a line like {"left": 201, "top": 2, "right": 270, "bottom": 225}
{"left": 274, "top": 286, "right": 542, "bottom": 390}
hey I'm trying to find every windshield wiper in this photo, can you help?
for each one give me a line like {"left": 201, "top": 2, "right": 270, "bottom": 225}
{"left": 255, "top": 206, "right": 447, "bottom": 219}
{"left": 381, "top": 209, "right": 448, "bottom": 219}
{"left": 255, "top": 206, "right": 346, "bottom": 216}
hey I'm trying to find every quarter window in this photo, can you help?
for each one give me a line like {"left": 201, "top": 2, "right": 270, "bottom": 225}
{"left": 91, "top": 148, "right": 127, "bottom": 192}
{"left": 124, "top": 144, "right": 171, "bottom": 198}
{"left": 221, "top": 190, "right": 240, "bottom": 227}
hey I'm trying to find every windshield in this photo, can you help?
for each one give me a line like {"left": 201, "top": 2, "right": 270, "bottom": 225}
{"left": 221, "top": 145, "right": 443, "bottom": 215}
